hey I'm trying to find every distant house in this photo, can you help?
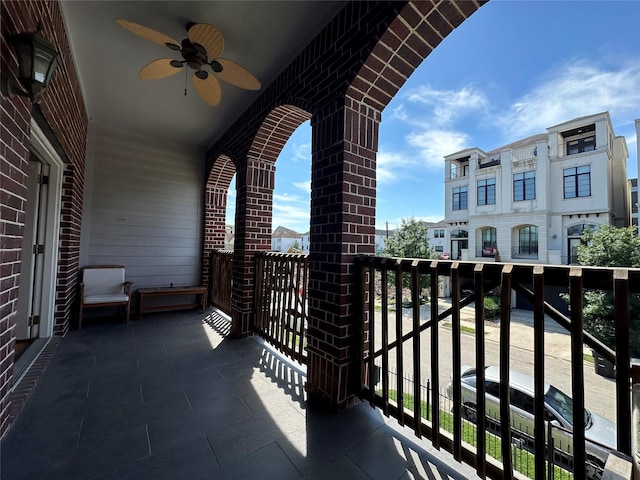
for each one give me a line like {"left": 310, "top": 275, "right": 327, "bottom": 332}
{"left": 271, "top": 226, "right": 302, "bottom": 252}
{"left": 225, "top": 224, "right": 234, "bottom": 250}
{"left": 374, "top": 228, "right": 394, "bottom": 255}
{"left": 425, "top": 220, "right": 449, "bottom": 258}
{"left": 300, "top": 232, "right": 310, "bottom": 253}
{"left": 443, "top": 111, "right": 630, "bottom": 264}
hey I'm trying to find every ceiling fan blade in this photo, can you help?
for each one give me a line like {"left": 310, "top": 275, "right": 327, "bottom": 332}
{"left": 139, "top": 59, "right": 183, "bottom": 80}
{"left": 192, "top": 72, "right": 221, "bottom": 106}
{"left": 187, "top": 23, "right": 224, "bottom": 58}
{"left": 215, "top": 58, "right": 261, "bottom": 91}
{"left": 116, "top": 19, "right": 180, "bottom": 49}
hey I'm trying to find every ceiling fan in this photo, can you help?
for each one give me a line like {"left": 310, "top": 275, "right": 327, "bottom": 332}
{"left": 116, "top": 18, "right": 261, "bottom": 106}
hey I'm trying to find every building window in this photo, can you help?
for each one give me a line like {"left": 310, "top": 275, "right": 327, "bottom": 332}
{"left": 516, "top": 225, "right": 538, "bottom": 257}
{"left": 513, "top": 171, "right": 535, "bottom": 201}
{"left": 563, "top": 165, "right": 591, "bottom": 198}
{"left": 453, "top": 187, "right": 468, "bottom": 210}
{"left": 433, "top": 228, "right": 445, "bottom": 238}
{"left": 477, "top": 178, "right": 496, "bottom": 205}
{"left": 434, "top": 245, "right": 444, "bottom": 252}
{"left": 566, "top": 135, "right": 596, "bottom": 155}
{"left": 480, "top": 227, "right": 497, "bottom": 257}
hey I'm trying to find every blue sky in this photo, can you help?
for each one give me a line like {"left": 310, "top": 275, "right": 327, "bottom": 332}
{"left": 228, "top": 0, "right": 640, "bottom": 233}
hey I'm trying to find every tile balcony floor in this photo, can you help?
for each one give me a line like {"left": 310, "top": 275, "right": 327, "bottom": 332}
{"left": 1, "top": 309, "right": 480, "bottom": 480}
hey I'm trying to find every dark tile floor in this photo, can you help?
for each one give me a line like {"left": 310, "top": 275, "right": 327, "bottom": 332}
{"left": 1, "top": 309, "right": 479, "bottom": 480}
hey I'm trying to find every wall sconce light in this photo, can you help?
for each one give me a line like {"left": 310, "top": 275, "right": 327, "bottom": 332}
{"left": 1, "top": 23, "right": 61, "bottom": 103}
{"left": 552, "top": 234, "right": 557, "bottom": 239}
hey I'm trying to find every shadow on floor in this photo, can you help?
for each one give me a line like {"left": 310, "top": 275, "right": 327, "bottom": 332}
{"left": 1, "top": 309, "right": 478, "bottom": 480}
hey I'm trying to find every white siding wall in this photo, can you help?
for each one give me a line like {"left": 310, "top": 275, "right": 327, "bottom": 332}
{"left": 82, "top": 128, "right": 203, "bottom": 289}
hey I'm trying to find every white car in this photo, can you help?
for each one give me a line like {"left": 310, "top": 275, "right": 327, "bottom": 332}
{"left": 446, "top": 365, "right": 616, "bottom": 478}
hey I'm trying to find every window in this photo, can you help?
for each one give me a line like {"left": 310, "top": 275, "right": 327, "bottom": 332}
{"left": 453, "top": 186, "right": 467, "bottom": 210}
{"left": 566, "top": 135, "right": 596, "bottom": 155}
{"left": 518, "top": 225, "right": 538, "bottom": 256}
{"left": 510, "top": 388, "right": 534, "bottom": 415}
{"left": 477, "top": 178, "right": 496, "bottom": 205}
{"left": 433, "top": 228, "right": 445, "bottom": 238}
{"left": 480, "top": 227, "right": 497, "bottom": 257}
{"left": 563, "top": 165, "right": 591, "bottom": 198}
{"left": 434, "top": 245, "right": 444, "bottom": 252}
{"left": 513, "top": 171, "right": 535, "bottom": 201}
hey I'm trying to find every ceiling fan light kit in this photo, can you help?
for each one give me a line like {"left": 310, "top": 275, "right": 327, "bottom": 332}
{"left": 116, "top": 18, "right": 261, "bottom": 106}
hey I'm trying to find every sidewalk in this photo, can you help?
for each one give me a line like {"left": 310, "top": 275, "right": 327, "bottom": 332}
{"left": 434, "top": 299, "right": 576, "bottom": 361}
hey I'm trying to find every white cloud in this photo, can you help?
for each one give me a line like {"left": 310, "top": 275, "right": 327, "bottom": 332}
{"left": 293, "top": 181, "right": 311, "bottom": 193}
{"left": 406, "top": 129, "right": 470, "bottom": 169}
{"left": 377, "top": 151, "right": 416, "bottom": 183}
{"left": 290, "top": 141, "right": 311, "bottom": 162}
{"left": 392, "top": 103, "right": 408, "bottom": 121}
{"left": 404, "top": 84, "right": 489, "bottom": 127}
{"left": 497, "top": 57, "right": 640, "bottom": 138}
{"left": 272, "top": 202, "right": 310, "bottom": 232}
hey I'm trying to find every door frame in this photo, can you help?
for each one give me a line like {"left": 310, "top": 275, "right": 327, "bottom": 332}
{"left": 26, "top": 121, "right": 65, "bottom": 339}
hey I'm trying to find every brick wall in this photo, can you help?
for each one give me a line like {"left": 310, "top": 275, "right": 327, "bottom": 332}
{"left": 203, "top": 1, "right": 484, "bottom": 409}
{"left": 0, "top": 0, "right": 87, "bottom": 437}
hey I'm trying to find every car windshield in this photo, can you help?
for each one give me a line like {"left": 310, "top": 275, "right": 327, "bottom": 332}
{"left": 544, "top": 385, "right": 589, "bottom": 427}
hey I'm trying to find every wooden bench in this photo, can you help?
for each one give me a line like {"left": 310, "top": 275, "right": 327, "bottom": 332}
{"left": 137, "top": 286, "right": 208, "bottom": 319}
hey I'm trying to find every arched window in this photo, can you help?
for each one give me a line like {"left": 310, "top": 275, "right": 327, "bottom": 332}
{"left": 515, "top": 225, "right": 538, "bottom": 258}
{"left": 480, "top": 227, "right": 497, "bottom": 257}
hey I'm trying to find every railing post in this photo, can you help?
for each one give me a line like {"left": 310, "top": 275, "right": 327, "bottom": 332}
{"left": 632, "top": 360, "right": 640, "bottom": 479}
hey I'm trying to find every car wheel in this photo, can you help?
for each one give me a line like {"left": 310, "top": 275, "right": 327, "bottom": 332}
{"left": 462, "top": 402, "right": 477, "bottom": 423}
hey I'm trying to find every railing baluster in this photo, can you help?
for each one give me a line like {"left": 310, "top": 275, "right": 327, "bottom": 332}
{"left": 429, "top": 261, "right": 440, "bottom": 449}
{"left": 451, "top": 261, "right": 462, "bottom": 461}
{"left": 368, "top": 265, "right": 376, "bottom": 406}
{"left": 411, "top": 260, "right": 422, "bottom": 437}
{"left": 395, "top": 259, "right": 405, "bottom": 426}
{"left": 474, "top": 263, "right": 486, "bottom": 479}
{"left": 499, "top": 264, "right": 513, "bottom": 478}
{"left": 533, "top": 266, "right": 546, "bottom": 479}
{"left": 614, "top": 268, "right": 631, "bottom": 455}
{"left": 381, "top": 261, "right": 390, "bottom": 416}
{"left": 298, "top": 256, "right": 308, "bottom": 360}
{"left": 569, "top": 267, "right": 586, "bottom": 477}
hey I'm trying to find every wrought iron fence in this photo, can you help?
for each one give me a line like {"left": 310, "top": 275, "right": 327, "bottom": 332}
{"left": 254, "top": 252, "right": 308, "bottom": 364}
{"left": 209, "top": 250, "right": 233, "bottom": 315}
{"left": 375, "top": 366, "right": 610, "bottom": 479}
{"left": 357, "top": 256, "right": 639, "bottom": 479}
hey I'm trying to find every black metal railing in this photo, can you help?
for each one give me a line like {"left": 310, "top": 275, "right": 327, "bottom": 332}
{"left": 376, "top": 366, "right": 610, "bottom": 479}
{"left": 511, "top": 246, "right": 539, "bottom": 259}
{"left": 210, "top": 250, "right": 233, "bottom": 315}
{"left": 357, "top": 256, "right": 639, "bottom": 480}
{"left": 254, "top": 252, "right": 308, "bottom": 364}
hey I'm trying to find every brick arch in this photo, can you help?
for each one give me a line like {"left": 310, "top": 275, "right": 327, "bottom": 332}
{"left": 202, "top": 154, "right": 236, "bottom": 289}
{"left": 347, "top": 1, "right": 484, "bottom": 112}
{"left": 207, "top": 153, "right": 236, "bottom": 192}
{"left": 247, "top": 104, "right": 312, "bottom": 164}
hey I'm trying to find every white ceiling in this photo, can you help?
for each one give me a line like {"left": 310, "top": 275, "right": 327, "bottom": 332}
{"left": 60, "top": 1, "right": 345, "bottom": 149}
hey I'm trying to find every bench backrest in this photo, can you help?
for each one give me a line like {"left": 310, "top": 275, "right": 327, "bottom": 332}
{"left": 82, "top": 266, "right": 126, "bottom": 297}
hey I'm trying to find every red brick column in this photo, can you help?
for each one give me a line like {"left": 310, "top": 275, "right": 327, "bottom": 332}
{"left": 231, "top": 157, "right": 275, "bottom": 337}
{"left": 305, "top": 97, "right": 379, "bottom": 411}
{"left": 202, "top": 185, "right": 229, "bottom": 288}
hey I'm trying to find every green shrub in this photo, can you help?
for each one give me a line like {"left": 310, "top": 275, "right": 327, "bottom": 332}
{"left": 483, "top": 296, "right": 500, "bottom": 320}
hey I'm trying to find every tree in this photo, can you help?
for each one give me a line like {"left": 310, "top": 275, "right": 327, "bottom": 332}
{"left": 383, "top": 217, "right": 438, "bottom": 300}
{"left": 576, "top": 225, "right": 640, "bottom": 357}
{"left": 384, "top": 217, "right": 436, "bottom": 259}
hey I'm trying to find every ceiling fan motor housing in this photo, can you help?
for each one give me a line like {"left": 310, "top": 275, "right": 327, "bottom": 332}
{"left": 180, "top": 38, "right": 207, "bottom": 70}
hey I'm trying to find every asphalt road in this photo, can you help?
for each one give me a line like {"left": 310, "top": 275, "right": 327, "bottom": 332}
{"left": 371, "top": 304, "right": 618, "bottom": 425}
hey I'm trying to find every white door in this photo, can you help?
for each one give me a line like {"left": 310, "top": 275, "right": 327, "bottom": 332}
{"left": 16, "top": 159, "right": 49, "bottom": 340}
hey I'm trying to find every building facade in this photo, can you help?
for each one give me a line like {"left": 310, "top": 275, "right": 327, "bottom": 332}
{"left": 271, "top": 226, "right": 301, "bottom": 252}
{"left": 443, "top": 112, "right": 630, "bottom": 264}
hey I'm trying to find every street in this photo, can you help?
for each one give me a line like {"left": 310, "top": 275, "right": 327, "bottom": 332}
{"left": 371, "top": 303, "right": 618, "bottom": 425}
